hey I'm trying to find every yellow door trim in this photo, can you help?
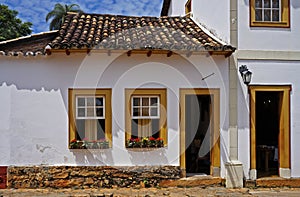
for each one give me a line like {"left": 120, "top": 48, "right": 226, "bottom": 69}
{"left": 249, "top": 85, "right": 291, "bottom": 171}
{"left": 179, "top": 88, "right": 220, "bottom": 177}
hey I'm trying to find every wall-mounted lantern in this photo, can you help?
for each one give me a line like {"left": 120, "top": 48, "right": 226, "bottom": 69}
{"left": 239, "top": 65, "right": 252, "bottom": 85}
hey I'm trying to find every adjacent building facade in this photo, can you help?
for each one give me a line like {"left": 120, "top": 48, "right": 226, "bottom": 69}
{"left": 162, "top": 0, "right": 300, "bottom": 186}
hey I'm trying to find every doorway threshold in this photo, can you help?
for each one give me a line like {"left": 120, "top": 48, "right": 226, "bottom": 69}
{"left": 160, "top": 174, "right": 223, "bottom": 187}
{"left": 186, "top": 173, "right": 210, "bottom": 177}
{"left": 255, "top": 177, "right": 300, "bottom": 188}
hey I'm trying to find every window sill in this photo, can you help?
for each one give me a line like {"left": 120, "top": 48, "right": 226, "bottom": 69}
{"left": 70, "top": 148, "right": 111, "bottom": 153}
{"left": 250, "top": 21, "right": 290, "bottom": 28}
{"left": 126, "top": 147, "right": 165, "bottom": 152}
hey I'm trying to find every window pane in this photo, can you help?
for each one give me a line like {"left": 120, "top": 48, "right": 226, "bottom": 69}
{"left": 87, "top": 97, "right": 94, "bottom": 106}
{"left": 131, "top": 119, "right": 139, "bottom": 138}
{"left": 272, "top": 9, "right": 279, "bottom": 21}
{"left": 77, "top": 98, "right": 85, "bottom": 107}
{"left": 272, "top": 0, "right": 279, "bottom": 8}
{"left": 133, "top": 98, "right": 140, "bottom": 106}
{"left": 142, "top": 98, "right": 149, "bottom": 106}
{"left": 150, "top": 107, "right": 158, "bottom": 116}
{"left": 142, "top": 107, "right": 149, "bottom": 116}
{"left": 87, "top": 108, "right": 94, "bottom": 117}
{"left": 78, "top": 108, "right": 85, "bottom": 117}
{"left": 96, "top": 97, "right": 103, "bottom": 106}
{"left": 133, "top": 107, "right": 140, "bottom": 116}
{"left": 76, "top": 119, "right": 85, "bottom": 140}
{"left": 255, "top": 0, "right": 262, "bottom": 8}
{"left": 255, "top": 9, "right": 262, "bottom": 21}
{"left": 96, "top": 108, "right": 103, "bottom": 117}
{"left": 151, "top": 97, "right": 158, "bottom": 106}
{"left": 264, "top": 10, "right": 271, "bottom": 21}
{"left": 264, "top": 0, "right": 271, "bottom": 8}
{"left": 151, "top": 119, "right": 160, "bottom": 138}
{"left": 97, "top": 119, "right": 105, "bottom": 139}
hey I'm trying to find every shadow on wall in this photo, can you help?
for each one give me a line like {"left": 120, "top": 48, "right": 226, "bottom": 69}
{"left": 70, "top": 149, "right": 114, "bottom": 165}
{"left": 292, "top": 1, "right": 300, "bottom": 8}
{"left": 127, "top": 148, "right": 168, "bottom": 165}
{"left": 243, "top": 0, "right": 249, "bottom": 6}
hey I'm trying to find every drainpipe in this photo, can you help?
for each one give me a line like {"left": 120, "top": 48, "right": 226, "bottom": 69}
{"left": 225, "top": 0, "right": 244, "bottom": 188}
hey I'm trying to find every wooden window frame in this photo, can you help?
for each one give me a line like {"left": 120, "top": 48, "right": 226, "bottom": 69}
{"left": 76, "top": 96, "right": 105, "bottom": 120}
{"left": 131, "top": 96, "right": 160, "bottom": 119}
{"left": 125, "top": 88, "right": 167, "bottom": 146}
{"left": 250, "top": 0, "right": 290, "bottom": 28}
{"left": 249, "top": 85, "right": 291, "bottom": 177}
{"left": 69, "top": 88, "right": 112, "bottom": 148}
{"left": 185, "top": 0, "right": 192, "bottom": 16}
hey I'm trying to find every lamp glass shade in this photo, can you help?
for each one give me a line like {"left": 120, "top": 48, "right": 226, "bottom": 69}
{"left": 243, "top": 71, "right": 252, "bottom": 85}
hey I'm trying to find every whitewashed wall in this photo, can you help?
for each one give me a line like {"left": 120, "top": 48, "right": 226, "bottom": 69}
{"left": 238, "top": 60, "right": 300, "bottom": 178}
{"left": 167, "top": 0, "right": 230, "bottom": 43}
{"left": 192, "top": 0, "right": 230, "bottom": 43}
{"left": 0, "top": 52, "right": 230, "bottom": 177}
{"left": 238, "top": 0, "right": 300, "bottom": 51}
{"left": 167, "top": 0, "right": 186, "bottom": 16}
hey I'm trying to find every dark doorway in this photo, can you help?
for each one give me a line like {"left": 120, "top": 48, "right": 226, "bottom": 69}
{"left": 185, "top": 95, "right": 211, "bottom": 175}
{"left": 256, "top": 91, "right": 280, "bottom": 178}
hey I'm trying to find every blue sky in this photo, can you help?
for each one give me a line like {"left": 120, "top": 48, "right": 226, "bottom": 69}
{"left": 0, "top": 0, "right": 163, "bottom": 33}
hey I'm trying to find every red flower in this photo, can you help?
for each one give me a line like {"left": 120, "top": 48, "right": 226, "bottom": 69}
{"left": 149, "top": 137, "right": 156, "bottom": 141}
{"left": 134, "top": 138, "right": 140, "bottom": 142}
{"left": 71, "top": 139, "right": 77, "bottom": 143}
{"left": 156, "top": 138, "right": 163, "bottom": 141}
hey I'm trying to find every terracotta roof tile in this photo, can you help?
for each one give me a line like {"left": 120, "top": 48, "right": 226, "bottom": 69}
{"left": 49, "top": 13, "right": 234, "bottom": 53}
{"left": 0, "top": 31, "right": 58, "bottom": 56}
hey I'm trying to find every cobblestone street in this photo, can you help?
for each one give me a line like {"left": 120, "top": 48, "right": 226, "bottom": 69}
{"left": 1, "top": 187, "right": 300, "bottom": 197}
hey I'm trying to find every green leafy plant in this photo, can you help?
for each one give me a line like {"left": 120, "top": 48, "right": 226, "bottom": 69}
{"left": 126, "top": 137, "right": 164, "bottom": 148}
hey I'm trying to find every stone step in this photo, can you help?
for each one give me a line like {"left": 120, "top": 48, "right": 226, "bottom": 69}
{"left": 160, "top": 175, "right": 224, "bottom": 187}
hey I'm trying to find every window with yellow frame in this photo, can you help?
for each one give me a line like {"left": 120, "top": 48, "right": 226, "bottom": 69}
{"left": 250, "top": 0, "right": 290, "bottom": 27}
{"left": 125, "top": 89, "right": 167, "bottom": 147}
{"left": 68, "top": 89, "right": 112, "bottom": 148}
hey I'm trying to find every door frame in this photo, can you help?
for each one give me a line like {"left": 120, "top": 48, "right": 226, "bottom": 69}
{"left": 249, "top": 85, "right": 291, "bottom": 179}
{"left": 179, "top": 88, "right": 220, "bottom": 177}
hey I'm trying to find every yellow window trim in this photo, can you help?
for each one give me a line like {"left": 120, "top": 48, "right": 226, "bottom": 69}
{"left": 250, "top": 0, "right": 290, "bottom": 28}
{"left": 68, "top": 88, "right": 112, "bottom": 147}
{"left": 125, "top": 88, "right": 167, "bottom": 146}
{"left": 185, "top": 0, "right": 192, "bottom": 15}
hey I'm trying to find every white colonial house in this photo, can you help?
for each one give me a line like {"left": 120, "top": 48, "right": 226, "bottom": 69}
{"left": 0, "top": 0, "right": 299, "bottom": 189}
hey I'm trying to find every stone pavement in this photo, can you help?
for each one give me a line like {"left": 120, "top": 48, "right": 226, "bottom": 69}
{"left": 1, "top": 187, "right": 300, "bottom": 197}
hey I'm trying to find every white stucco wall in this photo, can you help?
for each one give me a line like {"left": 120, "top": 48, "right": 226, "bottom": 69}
{"left": 238, "top": 60, "right": 300, "bottom": 178}
{"left": 167, "top": 0, "right": 187, "bottom": 16}
{"left": 0, "top": 52, "right": 230, "bottom": 177}
{"left": 192, "top": 0, "right": 230, "bottom": 43}
{"left": 168, "top": 0, "right": 230, "bottom": 43}
{"left": 238, "top": 0, "right": 300, "bottom": 51}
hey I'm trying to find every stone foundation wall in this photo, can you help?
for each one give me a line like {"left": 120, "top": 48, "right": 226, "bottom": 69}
{"left": 7, "top": 166, "right": 181, "bottom": 189}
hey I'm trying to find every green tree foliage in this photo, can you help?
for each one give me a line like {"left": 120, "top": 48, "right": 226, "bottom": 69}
{"left": 0, "top": 4, "right": 32, "bottom": 41}
{"left": 46, "top": 3, "right": 82, "bottom": 30}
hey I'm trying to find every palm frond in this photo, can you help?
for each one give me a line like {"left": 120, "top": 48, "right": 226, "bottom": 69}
{"left": 49, "top": 17, "right": 62, "bottom": 30}
{"left": 46, "top": 3, "right": 82, "bottom": 30}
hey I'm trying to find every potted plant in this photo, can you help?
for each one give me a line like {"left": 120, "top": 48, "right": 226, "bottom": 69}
{"left": 126, "top": 137, "right": 164, "bottom": 148}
